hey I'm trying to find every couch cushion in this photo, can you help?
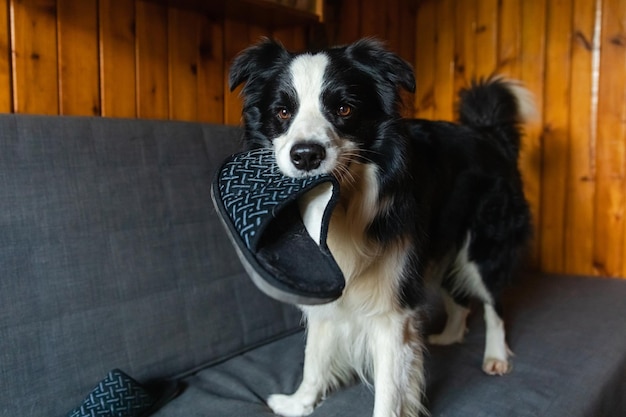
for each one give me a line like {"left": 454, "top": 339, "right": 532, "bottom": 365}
{"left": 0, "top": 115, "right": 301, "bottom": 417}
{"left": 150, "top": 274, "right": 626, "bottom": 416}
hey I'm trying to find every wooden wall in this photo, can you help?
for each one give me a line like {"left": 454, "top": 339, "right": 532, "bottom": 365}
{"left": 0, "top": 0, "right": 310, "bottom": 123}
{"left": 2, "top": 0, "right": 626, "bottom": 278}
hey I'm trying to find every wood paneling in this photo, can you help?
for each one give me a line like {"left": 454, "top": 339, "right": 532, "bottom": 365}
{"left": 197, "top": 16, "right": 224, "bottom": 124}
{"left": 0, "top": 0, "right": 11, "bottom": 112}
{"left": 99, "top": 0, "right": 136, "bottom": 118}
{"left": 595, "top": 0, "right": 626, "bottom": 277}
{"left": 540, "top": 0, "right": 573, "bottom": 273}
{"left": 1, "top": 0, "right": 314, "bottom": 122}
{"left": 564, "top": 0, "right": 597, "bottom": 275}
{"left": 58, "top": 0, "right": 99, "bottom": 115}
{"left": 136, "top": 0, "right": 168, "bottom": 119}
{"left": 11, "top": 0, "right": 59, "bottom": 114}
{"left": 2, "top": 0, "right": 626, "bottom": 278}
{"left": 518, "top": 0, "right": 546, "bottom": 267}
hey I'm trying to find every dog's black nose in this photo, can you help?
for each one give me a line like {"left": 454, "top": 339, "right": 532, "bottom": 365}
{"left": 290, "top": 143, "right": 326, "bottom": 171}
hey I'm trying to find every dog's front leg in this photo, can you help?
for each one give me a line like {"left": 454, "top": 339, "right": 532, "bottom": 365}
{"left": 370, "top": 314, "right": 426, "bottom": 417}
{"left": 268, "top": 317, "right": 337, "bottom": 417}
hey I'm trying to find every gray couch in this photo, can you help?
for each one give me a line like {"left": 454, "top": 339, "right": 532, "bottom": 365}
{"left": 1, "top": 114, "right": 625, "bottom": 417}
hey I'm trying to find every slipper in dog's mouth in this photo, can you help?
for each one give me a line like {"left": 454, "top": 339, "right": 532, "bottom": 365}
{"left": 212, "top": 148, "right": 345, "bottom": 305}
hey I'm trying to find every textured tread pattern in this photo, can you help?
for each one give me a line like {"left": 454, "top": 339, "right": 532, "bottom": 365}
{"left": 216, "top": 149, "right": 331, "bottom": 250}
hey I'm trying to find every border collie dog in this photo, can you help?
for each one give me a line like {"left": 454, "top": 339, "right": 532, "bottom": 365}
{"left": 229, "top": 38, "right": 534, "bottom": 417}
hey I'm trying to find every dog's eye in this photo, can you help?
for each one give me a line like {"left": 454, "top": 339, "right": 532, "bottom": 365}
{"left": 277, "top": 108, "right": 292, "bottom": 120}
{"left": 337, "top": 104, "right": 352, "bottom": 117}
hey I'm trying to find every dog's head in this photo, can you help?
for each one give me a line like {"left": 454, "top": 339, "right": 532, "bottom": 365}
{"left": 229, "top": 38, "right": 415, "bottom": 179}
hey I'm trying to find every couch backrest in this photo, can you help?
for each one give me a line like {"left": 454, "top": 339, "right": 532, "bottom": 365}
{"left": 0, "top": 115, "right": 301, "bottom": 417}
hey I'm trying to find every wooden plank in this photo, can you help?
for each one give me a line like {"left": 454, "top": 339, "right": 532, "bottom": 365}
{"left": 563, "top": 0, "right": 598, "bottom": 275}
{"left": 247, "top": 23, "right": 269, "bottom": 46}
{"left": 57, "top": 0, "right": 99, "bottom": 116}
{"left": 333, "top": 0, "right": 360, "bottom": 45}
{"left": 11, "top": 0, "right": 59, "bottom": 115}
{"left": 398, "top": 0, "right": 416, "bottom": 65}
{"left": 168, "top": 7, "right": 199, "bottom": 121}
{"left": 539, "top": 0, "right": 573, "bottom": 273}
{"left": 454, "top": 0, "right": 477, "bottom": 90}
{"left": 474, "top": 0, "right": 498, "bottom": 78}
{"left": 398, "top": 0, "right": 416, "bottom": 117}
{"left": 272, "top": 26, "right": 307, "bottom": 52}
{"left": 518, "top": 0, "right": 546, "bottom": 270}
{"left": 223, "top": 19, "right": 250, "bottom": 125}
{"left": 99, "top": 0, "right": 136, "bottom": 118}
{"left": 0, "top": 0, "right": 11, "bottom": 112}
{"left": 360, "top": 0, "right": 386, "bottom": 39}
{"left": 384, "top": 0, "right": 401, "bottom": 54}
{"left": 414, "top": 0, "right": 435, "bottom": 119}
{"left": 594, "top": 0, "right": 626, "bottom": 277}
{"left": 497, "top": 0, "right": 521, "bottom": 78}
{"left": 197, "top": 15, "right": 224, "bottom": 124}
{"left": 136, "top": 0, "right": 168, "bottom": 119}
{"left": 433, "top": 0, "right": 455, "bottom": 121}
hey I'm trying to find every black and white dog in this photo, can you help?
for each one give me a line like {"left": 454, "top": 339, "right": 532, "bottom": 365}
{"left": 229, "top": 38, "right": 534, "bottom": 417}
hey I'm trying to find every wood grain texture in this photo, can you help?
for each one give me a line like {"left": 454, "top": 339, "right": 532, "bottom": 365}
{"left": 539, "top": 0, "right": 572, "bottom": 273}
{"left": 0, "top": 0, "right": 11, "bottom": 112}
{"left": 57, "top": 0, "right": 99, "bottom": 115}
{"left": 518, "top": 0, "right": 547, "bottom": 269}
{"left": 414, "top": 0, "right": 435, "bottom": 119}
{"left": 99, "top": 0, "right": 136, "bottom": 118}
{"left": 197, "top": 15, "right": 224, "bottom": 124}
{"left": 168, "top": 7, "right": 199, "bottom": 121}
{"left": 11, "top": 0, "right": 59, "bottom": 114}
{"left": 563, "top": 0, "right": 597, "bottom": 275}
{"left": 433, "top": 0, "right": 455, "bottom": 121}
{"left": 136, "top": 0, "right": 168, "bottom": 119}
{"left": 594, "top": 0, "right": 626, "bottom": 277}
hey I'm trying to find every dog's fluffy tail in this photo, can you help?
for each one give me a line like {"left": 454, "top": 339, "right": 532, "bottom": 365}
{"left": 458, "top": 77, "right": 537, "bottom": 156}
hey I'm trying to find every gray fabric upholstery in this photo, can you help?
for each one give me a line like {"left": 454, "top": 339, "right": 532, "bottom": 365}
{"left": 0, "top": 115, "right": 301, "bottom": 417}
{"left": 153, "top": 274, "right": 626, "bottom": 417}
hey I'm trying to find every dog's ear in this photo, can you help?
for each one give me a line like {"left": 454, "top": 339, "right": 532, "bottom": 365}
{"left": 229, "top": 38, "right": 290, "bottom": 91}
{"left": 346, "top": 38, "right": 416, "bottom": 93}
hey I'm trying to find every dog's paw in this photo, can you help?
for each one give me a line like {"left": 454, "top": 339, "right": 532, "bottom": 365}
{"left": 267, "top": 394, "right": 315, "bottom": 417}
{"left": 482, "top": 357, "right": 512, "bottom": 375}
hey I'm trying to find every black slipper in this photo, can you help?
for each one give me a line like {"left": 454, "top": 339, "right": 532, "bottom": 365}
{"left": 211, "top": 148, "right": 345, "bottom": 305}
{"left": 66, "top": 369, "right": 181, "bottom": 417}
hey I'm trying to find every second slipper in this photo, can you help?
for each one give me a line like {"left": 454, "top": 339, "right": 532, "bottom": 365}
{"left": 211, "top": 148, "right": 345, "bottom": 305}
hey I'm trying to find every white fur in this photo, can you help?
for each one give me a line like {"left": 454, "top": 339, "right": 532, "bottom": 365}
{"left": 448, "top": 233, "right": 493, "bottom": 304}
{"left": 268, "top": 162, "right": 427, "bottom": 417}
{"left": 482, "top": 304, "right": 512, "bottom": 375}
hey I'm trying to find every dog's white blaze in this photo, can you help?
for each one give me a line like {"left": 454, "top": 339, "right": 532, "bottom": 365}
{"left": 274, "top": 53, "right": 340, "bottom": 178}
